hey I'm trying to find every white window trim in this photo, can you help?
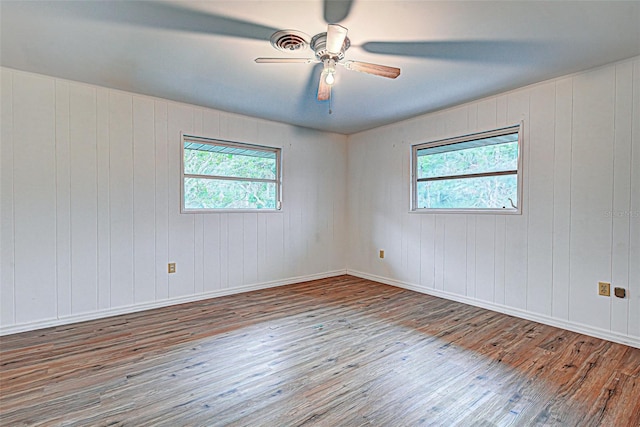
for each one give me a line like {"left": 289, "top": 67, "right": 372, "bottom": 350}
{"left": 410, "top": 123, "right": 523, "bottom": 214}
{"left": 181, "top": 133, "right": 282, "bottom": 213}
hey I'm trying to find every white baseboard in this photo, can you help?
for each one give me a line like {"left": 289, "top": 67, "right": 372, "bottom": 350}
{"left": 0, "top": 270, "right": 347, "bottom": 336}
{"left": 347, "top": 269, "right": 640, "bottom": 349}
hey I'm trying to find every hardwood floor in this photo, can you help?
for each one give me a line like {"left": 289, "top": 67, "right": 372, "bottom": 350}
{"left": 1, "top": 275, "right": 639, "bottom": 426}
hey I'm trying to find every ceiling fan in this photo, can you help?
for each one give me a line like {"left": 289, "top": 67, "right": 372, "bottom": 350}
{"left": 52, "top": 0, "right": 529, "bottom": 105}
{"left": 255, "top": 24, "right": 401, "bottom": 101}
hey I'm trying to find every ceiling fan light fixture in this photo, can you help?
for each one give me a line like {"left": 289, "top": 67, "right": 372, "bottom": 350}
{"left": 324, "top": 72, "right": 335, "bottom": 85}
{"left": 323, "top": 58, "right": 337, "bottom": 85}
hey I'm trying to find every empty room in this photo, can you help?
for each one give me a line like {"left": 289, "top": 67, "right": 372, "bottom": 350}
{"left": 1, "top": 1, "right": 639, "bottom": 425}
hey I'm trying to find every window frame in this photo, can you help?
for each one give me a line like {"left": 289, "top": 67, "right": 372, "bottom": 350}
{"left": 410, "top": 123, "right": 523, "bottom": 214}
{"left": 181, "top": 133, "right": 282, "bottom": 213}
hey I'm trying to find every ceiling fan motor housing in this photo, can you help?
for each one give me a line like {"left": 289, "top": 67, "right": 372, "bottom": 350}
{"left": 311, "top": 32, "right": 350, "bottom": 61}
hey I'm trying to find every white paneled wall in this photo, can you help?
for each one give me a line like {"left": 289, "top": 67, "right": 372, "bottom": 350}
{"left": 347, "top": 57, "right": 640, "bottom": 348}
{"left": 0, "top": 67, "right": 347, "bottom": 333}
{"left": 1, "top": 58, "right": 639, "bottom": 348}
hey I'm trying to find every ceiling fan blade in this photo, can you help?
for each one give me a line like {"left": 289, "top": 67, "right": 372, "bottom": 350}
{"left": 360, "top": 40, "right": 540, "bottom": 62}
{"left": 40, "top": 1, "right": 278, "bottom": 41}
{"left": 326, "top": 24, "right": 348, "bottom": 55}
{"left": 342, "top": 61, "right": 401, "bottom": 79}
{"left": 324, "top": 0, "right": 354, "bottom": 24}
{"left": 255, "top": 58, "right": 314, "bottom": 63}
{"left": 317, "top": 74, "right": 331, "bottom": 101}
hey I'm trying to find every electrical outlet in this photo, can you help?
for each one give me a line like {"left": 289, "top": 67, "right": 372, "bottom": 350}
{"left": 598, "top": 281, "right": 610, "bottom": 296}
{"left": 168, "top": 263, "right": 176, "bottom": 274}
{"left": 614, "top": 287, "right": 626, "bottom": 298}
{"left": 379, "top": 250, "right": 385, "bottom": 259}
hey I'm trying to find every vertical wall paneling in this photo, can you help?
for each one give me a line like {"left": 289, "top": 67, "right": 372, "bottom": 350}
{"left": 219, "top": 213, "right": 229, "bottom": 289}
{"left": 12, "top": 73, "right": 57, "bottom": 323}
{"left": 0, "top": 68, "right": 348, "bottom": 334}
{"left": 404, "top": 138, "right": 422, "bottom": 286}
{"left": 69, "top": 84, "right": 98, "bottom": 314}
{"left": 263, "top": 213, "right": 284, "bottom": 283}
{"left": 258, "top": 121, "right": 285, "bottom": 283}
{"left": 255, "top": 129, "right": 268, "bottom": 284}
{"left": 496, "top": 95, "right": 508, "bottom": 127}
{"left": 154, "top": 101, "right": 169, "bottom": 301}
{"left": 405, "top": 211, "right": 422, "bottom": 286}
{"left": 442, "top": 109, "right": 470, "bottom": 293}
{"left": 399, "top": 140, "right": 410, "bottom": 284}
{"left": 203, "top": 213, "right": 221, "bottom": 292}
{"left": 54, "top": 80, "right": 71, "bottom": 317}
{"left": 552, "top": 78, "right": 573, "bottom": 320}
{"left": 357, "top": 137, "right": 374, "bottom": 276}
{"left": 324, "top": 128, "right": 335, "bottom": 272}
{"left": 388, "top": 140, "right": 404, "bottom": 280}
{"left": 465, "top": 216, "right": 476, "bottom": 298}
{"left": 306, "top": 133, "right": 328, "bottom": 275}
{"left": 2, "top": 59, "right": 637, "bottom": 347}
{"left": 281, "top": 137, "right": 294, "bottom": 279}
{"left": 360, "top": 138, "right": 374, "bottom": 276}
{"left": 443, "top": 215, "right": 467, "bottom": 294}
{"left": 194, "top": 211, "right": 205, "bottom": 293}
{"left": 475, "top": 216, "right": 496, "bottom": 302}
{"left": 218, "top": 114, "right": 253, "bottom": 287}
{"left": 467, "top": 104, "right": 478, "bottom": 132}
{"left": 109, "top": 91, "right": 135, "bottom": 308}
{"left": 493, "top": 216, "right": 506, "bottom": 305}
{"left": 167, "top": 104, "right": 194, "bottom": 298}
{"left": 201, "top": 109, "right": 220, "bottom": 291}
{"left": 434, "top": 216, "right": 446, "bottom": 291}
{"left": 243, "top": 213, "right": 258, "bottom": 286}
{"left": 494, "top": 95, "right": 509, "bottom": 311}
{"left": 194, "top": 236, "right": 204, "bottom": 295}
{"left": 96, "top": 88, "right": 111, "bottom": 310}
{"left": 201, "top": 109, "right": 219, "bottom": 139}
{"left": 0, "top": 69, "right": 15, "bottom": 325}
{"left": 419, "top": 216, "right": 436, "bottom": 289}
{"left": 133, "top": 97, "right": 156, "bottom": 303}
{"left": 227, "top": 213, "right": 244, "bottom": 288}
{"left": 319, "top": 136, "right": 331, "bottom": 274}
{"left": 284, "top": 137, "right": 303, "bottom": 278}
{"left": 569, "top": 66, "right": 615, "bottom": 330}
{"left": 476, "top": 98, "right": 497, "bottom": 131}
{"left": 503, "top": 91, "right": 530, "bottom": 310}
{"left": 192, "top": 109, "right": 205, "bottom": 294}
{"left": 527, "top": 82, "right": 556, "bottom": 316}
{"left": 443, "top": 216, "right": 467, "bottom": 295}
{"left": 193, "top": 109, "right": 203, "bottom": 135}
{"left": 629, "top": 59, "right": 640, "bottom": 339}
{"left": 330, "top": 137, "right": 347, "bottom": 272}
{"left": 302, "top": 134, "right": 318, "bottom": 274}
{"left": 610, "top": 62, "right": 633, "bottom": 334}
{"left": 474, "top": 98, "right": 498, "bottom": 303}
{"left": 346, "top": 57, "right": 639, "bottom": 346}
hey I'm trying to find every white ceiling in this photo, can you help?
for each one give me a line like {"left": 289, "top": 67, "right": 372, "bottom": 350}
{"left": 2, "top": 1, "right": 639, "bottom": 134}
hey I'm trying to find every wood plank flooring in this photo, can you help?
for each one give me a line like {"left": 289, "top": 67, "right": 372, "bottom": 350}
{"left": 1, "top": 275, "right": 639, "bottom": 426}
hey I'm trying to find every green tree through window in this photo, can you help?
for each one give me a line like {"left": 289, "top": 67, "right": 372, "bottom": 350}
{"left": 411, "top": 125, "right": 521, "bottom": 212}
{"left": 182, "top": 136, "right": 281, "bottom": 211}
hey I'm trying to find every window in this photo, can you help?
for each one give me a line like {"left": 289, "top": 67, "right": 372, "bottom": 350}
{"left": 411, "top": 124, "right": 522, "bottom": 213}
{"left": 181, "top": 134, "right": 281, "bottom": 212}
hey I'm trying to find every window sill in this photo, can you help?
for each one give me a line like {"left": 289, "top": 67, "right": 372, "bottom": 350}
{"left": 409, "top": 208, "right": 521, "bottom": 215}
{"left": 181, "top": 208, "right": 283, "bottom": 214}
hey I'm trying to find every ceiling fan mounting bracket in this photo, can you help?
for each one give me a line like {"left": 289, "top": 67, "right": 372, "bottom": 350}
{"left": 310, "top": 32, "right": 350, "bottom": 61}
